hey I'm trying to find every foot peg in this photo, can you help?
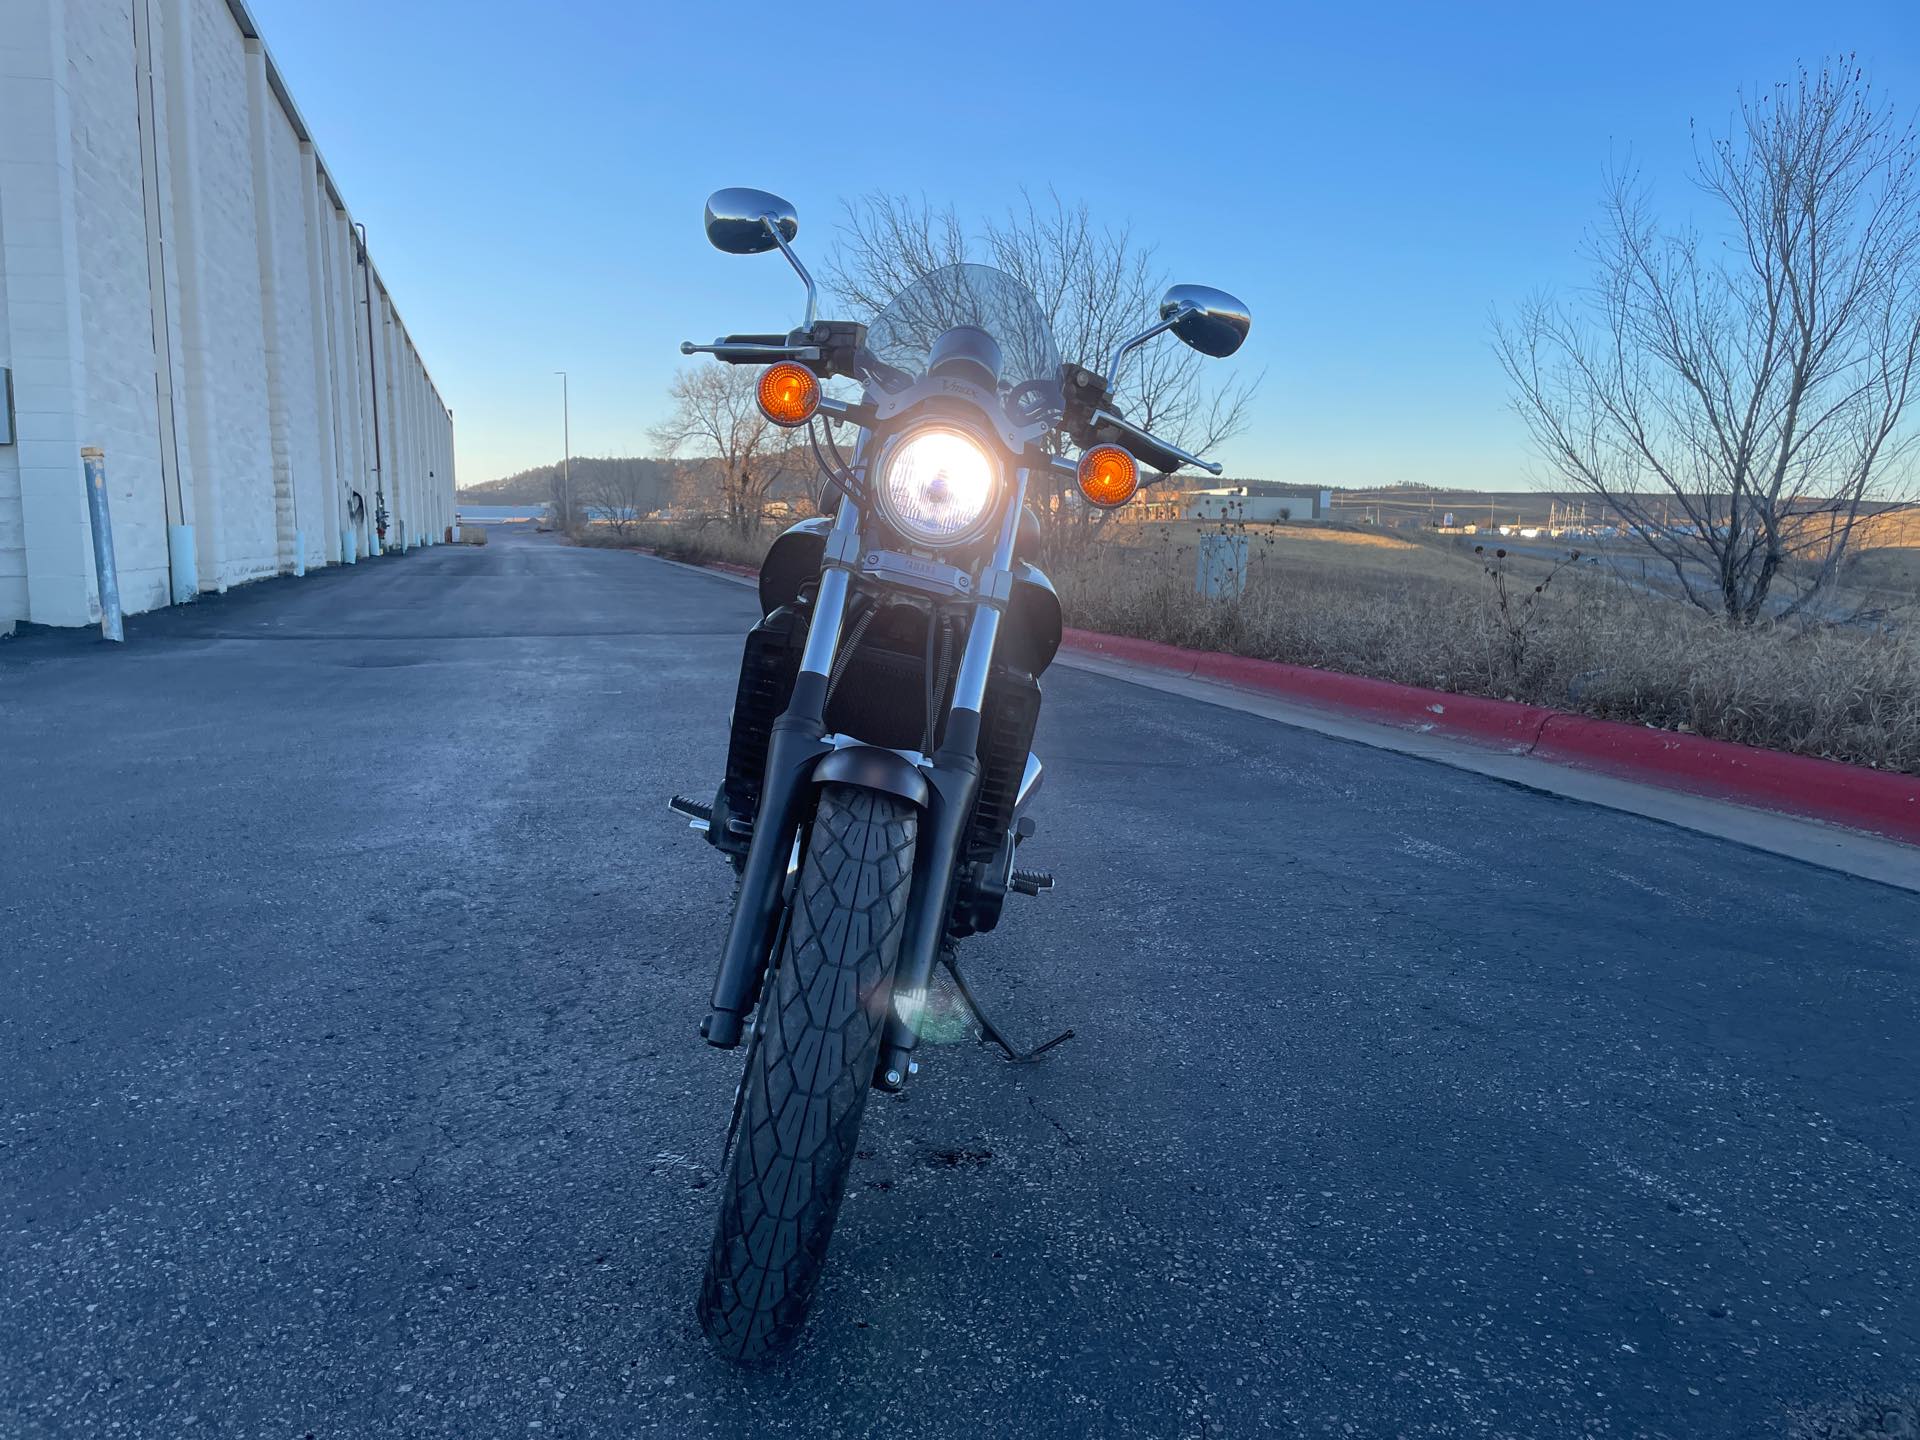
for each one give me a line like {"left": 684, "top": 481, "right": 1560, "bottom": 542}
{"left": 669, "top": 794, "right": 713, "bottom": 832}
{"left": 1010, "top": 867, "right": 1054, "bottom": 896}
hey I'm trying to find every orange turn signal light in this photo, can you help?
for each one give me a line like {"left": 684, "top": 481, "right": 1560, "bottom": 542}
{"left": 757, "top": 362, "right": 821, "bottom": 428}
{"left": 1077, "top": 444, "right": 1139, "bottom": 508}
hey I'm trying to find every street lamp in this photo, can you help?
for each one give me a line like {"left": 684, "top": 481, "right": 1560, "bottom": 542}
{"left": 555, "top": 370, "right": 572, "bottom": 530}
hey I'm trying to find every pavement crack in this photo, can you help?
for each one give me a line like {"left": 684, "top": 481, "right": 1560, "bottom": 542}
{"left": 1025, "top": 1093, "right": 1079, "bottom": 1147}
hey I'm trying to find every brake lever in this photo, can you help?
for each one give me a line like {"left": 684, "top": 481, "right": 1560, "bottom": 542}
{"left": 679, "top": 338, "right": 823, "bottom": 364}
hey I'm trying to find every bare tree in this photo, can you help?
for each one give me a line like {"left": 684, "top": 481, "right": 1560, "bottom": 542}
{"left": 828, "top": 191, "right": 1259, "bottom": 562}
{"left": 651, "top": 366, "right": 807, "bottom": 538}
{"left": 581, "top": 463, "right": 652, "bottom": 538}
{"left": 1497, "top": 63, "right": 1920, "bottom": 624}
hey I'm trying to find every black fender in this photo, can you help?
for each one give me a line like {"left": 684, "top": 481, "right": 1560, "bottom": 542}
{"left": 814, "top": 744, "right": 930, "bottom": 808}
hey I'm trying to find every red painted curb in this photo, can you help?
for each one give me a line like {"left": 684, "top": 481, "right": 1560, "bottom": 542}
{"left": 1061, "top": 627, "right": 1920, "bottom": 847}
{"left": 1530, "top": 715, "right": 1920, "bottom": 844}
{"left": 1191, "top": 651, "right": 1558, "bottom": 751}
{"left": 1062, "top": 629, "right": 1558, "bottom": 751}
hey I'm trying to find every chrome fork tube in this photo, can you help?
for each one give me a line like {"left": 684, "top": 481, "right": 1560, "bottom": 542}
{"left": 704, "top": 474, "right": 864, "bottom": 1049}
{"left": 800, "top": 494, "right": 860, "bottom": 679}
{"left": 949, "top": 468, "right": 1029, "bottom": 715}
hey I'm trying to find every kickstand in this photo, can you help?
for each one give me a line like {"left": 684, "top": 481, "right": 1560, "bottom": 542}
{"left": 940, "top": 947, "right": 1074, "bottom": 1064}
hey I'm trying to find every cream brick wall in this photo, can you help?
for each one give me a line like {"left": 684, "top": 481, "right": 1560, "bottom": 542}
{"left": 67, "top": 0, "right": 172, "bottom": 615}
{"left": 185, "top": 0, "right": 273, "bottom": 586}
{"left": 0, "top": 0, "right": 454, "bottom": 629}
{"left": 0, "top": 0, "right": 97, "bottom": 630}
{"left": 261, "top": 104, "right": 325, "bottom": 565}
{"left": 0, "top": 173, "right": 24, "bottom": 624}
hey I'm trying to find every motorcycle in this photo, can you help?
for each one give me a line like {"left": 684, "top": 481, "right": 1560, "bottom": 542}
{"left": 670, "top": 187, "right": 1251, "bottom": 1361}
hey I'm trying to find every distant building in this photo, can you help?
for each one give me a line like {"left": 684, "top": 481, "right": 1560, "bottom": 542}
{"left": 1181, "top": 485, "right": 1332, "bottom": 523}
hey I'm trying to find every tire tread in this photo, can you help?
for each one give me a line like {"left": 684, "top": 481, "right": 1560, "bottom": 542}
{"left": 697, "top": 784, "right": 916, "bottom": 1360}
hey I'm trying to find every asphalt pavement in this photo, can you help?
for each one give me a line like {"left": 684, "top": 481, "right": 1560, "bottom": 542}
{"left": 2, "top": 524, "right": 1916, "bottom": 1439}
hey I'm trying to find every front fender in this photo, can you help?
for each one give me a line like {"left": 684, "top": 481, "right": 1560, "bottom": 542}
{"left": 813, "top": 744, "right": 930, "bottom": 808}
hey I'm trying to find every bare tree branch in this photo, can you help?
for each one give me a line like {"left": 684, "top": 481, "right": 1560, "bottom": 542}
{"left": 1495, "top": 61, "right": 1920, "bottom": 624}
{"left": 651, "top": 367, "right": 808, "bottom": 538}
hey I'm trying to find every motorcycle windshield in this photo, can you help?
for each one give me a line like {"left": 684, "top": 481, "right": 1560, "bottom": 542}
{"left": 865, "top": 264, "right": 1061, "bottom": 404}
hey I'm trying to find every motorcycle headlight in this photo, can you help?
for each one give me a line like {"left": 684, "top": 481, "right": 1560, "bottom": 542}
{"left": 875, "top": 425, "right": 999, "bottom": 547}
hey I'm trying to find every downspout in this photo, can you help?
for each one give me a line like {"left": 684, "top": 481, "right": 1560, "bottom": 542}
{"left": 133, "top": 0, "right": 196, "bottom": 602}
{"left": 354, "top": 221, "right": 386, "bottom": 551}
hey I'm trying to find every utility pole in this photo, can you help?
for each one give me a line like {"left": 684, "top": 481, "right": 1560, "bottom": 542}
{"left": 554, "top": 370, "right": 572, "bottom": 531}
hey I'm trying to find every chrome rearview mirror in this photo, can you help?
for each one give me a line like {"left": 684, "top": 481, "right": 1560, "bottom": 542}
{"left": 703, "top": 188, "right": 798, "bottom": 254}
{"left": 1161, "top": 284, "right": 1251, "bottom": 358}
{"left": 701, "top": 187, "right": 816, "bottom": 326}
{"left": 1107, "top": 282, "right": 1253, "bottom": 384}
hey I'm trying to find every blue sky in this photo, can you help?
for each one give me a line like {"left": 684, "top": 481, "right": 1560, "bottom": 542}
{"left": 248, "top": 0, "right": 1918, "bottom": 491}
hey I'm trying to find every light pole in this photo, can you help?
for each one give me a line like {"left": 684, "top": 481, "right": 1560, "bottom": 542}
{"left": 555, "top": 370, "right": 572, "bottom": 530}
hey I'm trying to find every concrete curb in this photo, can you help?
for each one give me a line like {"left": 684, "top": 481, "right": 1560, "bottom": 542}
{"left": 1060, "top": 628, "right": 1920, "bottom": 848}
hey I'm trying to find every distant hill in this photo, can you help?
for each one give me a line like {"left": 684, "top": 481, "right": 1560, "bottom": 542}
{"left": 458, "top": 457, "right": 678, "bottom": 508}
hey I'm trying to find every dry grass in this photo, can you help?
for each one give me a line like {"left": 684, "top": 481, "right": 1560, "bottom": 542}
{"left": 1853, "top": 509, "right": 1920, "bottom": 549}
{"left": 1061, "top": 527, "right": 1920, "bottom": 773}
{"left": 574, "top": 518, "right": 768, "bottom": 568}
{"left": 584, "top": 515, "right": 1920, "bottom": 774}
{"left": 1848, "top": 545, "right": 1920, "bottom": 602}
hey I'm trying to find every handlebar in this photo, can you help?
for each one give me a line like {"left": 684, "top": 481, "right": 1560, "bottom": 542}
{"left": 685, "top": 327, "right": 1221, "bottom": 479}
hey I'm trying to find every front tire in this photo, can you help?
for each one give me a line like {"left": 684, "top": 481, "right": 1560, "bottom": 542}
{"left": 697, "top": 783, "right": 917, "bottom": 1361}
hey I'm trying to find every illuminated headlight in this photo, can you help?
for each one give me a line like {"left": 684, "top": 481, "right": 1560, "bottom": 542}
{"left": 875, "top": 425, "right": 999, "bottom": 547}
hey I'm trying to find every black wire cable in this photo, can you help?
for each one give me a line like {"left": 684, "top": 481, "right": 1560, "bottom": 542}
{"left": 823, "top": 417, "right": 855, "bottom": 477}
{"left": 805, "top": 419, "right": 836, "bottom": 510}
{"left": 808, "top": 417, "right": 862, "bottom": 505}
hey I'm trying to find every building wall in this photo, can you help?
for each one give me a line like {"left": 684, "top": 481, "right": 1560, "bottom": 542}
{"left": 187, "top": 0, "right": 276, "bottom": 585}
{"left": 0, "top": 141, "right": 24, "bottom": 623}
{"left": 0, "top": 0, "right": 94, "bottom": 632}
{"left": 0, "top": 0, "right": 453, "bottom": 632}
